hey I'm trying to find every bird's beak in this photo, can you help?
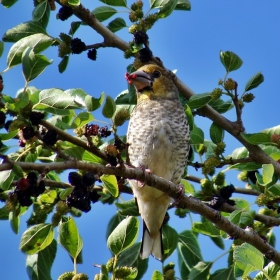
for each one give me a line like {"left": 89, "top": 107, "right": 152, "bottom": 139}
{"left": 125, "top": 70, "right": 153, "bottom": 91}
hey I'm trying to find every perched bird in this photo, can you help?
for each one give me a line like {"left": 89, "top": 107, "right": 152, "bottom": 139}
{"left": 125, "top": 64, "right": 190, "bottom": 260}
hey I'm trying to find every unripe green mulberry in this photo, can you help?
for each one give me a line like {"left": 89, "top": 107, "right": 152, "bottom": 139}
{"left": 211, "top": 88, "right": 223, "bottom": 100}
{"left": 72, "top": 273, "right": 89, "bottom": 280}
{"left": 124, "top": 49, "right": 134, "bottom": 59}
{"left": 114, "top": 109, "right": 130, "bottom": 126}
{"left": 202, "top": 157, "right": 220, "bottom": 175}
{"left": 58, "top": 42, "right": 71, "bottom": 58}
{"left": 258, "top": 208, "right": 277, "bottom": 217}
{"left": 164, "top": 269, "right": 175, "bottom": 280}
{"left": 242, "top": 93, "right": 255, "bottom": 103}
{"left": 114, "top": 266, "right": 136, "bottom": 278}
{"left": 213, "top": 172, "right": 225, "bottom": 186}
{"left": 144, "top": 13, "right": 159, "bottom": 30}
{"left": 200, "top": 178, "right": 213, "bottom": 191}
{"left": 175, "top": 208, "right": 189, "bottom": 218}
{"left": 238, "top": 171, "right": 248, "bottom": 182}
{"left": 276, "top": 269, "right": 280, "bottom": 280}
{"left": 58, "top": 271, "right": 75, "bottom": 280}
{"left": 106, "top": 258, "right": 114, "bottom": 273}
{"left": 163, "top": 262, "right": 175, "bottom": 273}
{"left": 238, "top": 99, "right": 244, "bottom": 109}
{"left": 94, "top": 275, "right": 100, "bottom": 280}
{"left": 224, "top": 78, "right": 236, "bottom": 90}
{"left": 256, "top": 193, "right": 270, "bottom": 206}
{"left": 129, "top": 12, "right": 138, "bottom": 22}
{"left": 214, "top": 142, "right": 226, "bottom": 156}
{"left": 129, "top": 24, "right": 142, "bottom": 34}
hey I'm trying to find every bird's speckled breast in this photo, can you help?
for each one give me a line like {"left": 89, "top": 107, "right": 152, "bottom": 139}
{"left": 127, "top": 98, "right": 190, "bottom": 184}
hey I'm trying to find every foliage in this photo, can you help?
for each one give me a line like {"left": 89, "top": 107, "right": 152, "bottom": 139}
{"left": 0, "top": 0, "right": 280, "bottom": 279}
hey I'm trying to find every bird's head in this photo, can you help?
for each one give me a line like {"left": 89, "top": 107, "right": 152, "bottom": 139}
{"left": 125, "top": 64, "right": 178, "bottom": 102}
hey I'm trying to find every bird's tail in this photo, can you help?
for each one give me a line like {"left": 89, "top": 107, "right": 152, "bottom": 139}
{"left": 140, "top": 222, "right": 163, "bottom": 261}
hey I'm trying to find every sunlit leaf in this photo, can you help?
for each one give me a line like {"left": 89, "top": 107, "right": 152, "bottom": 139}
{"left": 220, "top": 51, "right": 243, "bottom": 73}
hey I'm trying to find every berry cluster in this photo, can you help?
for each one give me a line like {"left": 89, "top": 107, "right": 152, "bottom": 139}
{"left": 57, "top": 6, "right": 73, "bottom": 21}
{"left": 42, "top": 129, "right": 58, "bottom": 146}
{"left": 139, "top": 47, "right": 153, "bottom": 63}
{"left": 0, "top": 111, "right": 6, "bottom": 127}
{"left": 66, "top": 172, "right": 101, "bottom": 212}
{"left": 133, "top": 31, "right": 149, "bottom": 44}
{"left": 22, "top": 126, "right": 36, "bottom": 141}
{"left": 12, "top": 172, "right": 45, "bottom": 207}
{"left": 208, "top": 184, "right": 236, "bottom": 210}
{"left": 29, "top": 111, "right": 45, "bottom": 126}
{"left": 87, "top": 48, "right": 97, "bottom": 61}
{"left": 70, "top": 38, "right": 86, "bottom": 54}
{"left": 85, "top": 124, "right": 112, "bottom": 138}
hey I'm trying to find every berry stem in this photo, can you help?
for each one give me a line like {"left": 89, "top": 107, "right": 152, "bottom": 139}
{"left": 111, "top": 255, "right": 118, "bottom": 280}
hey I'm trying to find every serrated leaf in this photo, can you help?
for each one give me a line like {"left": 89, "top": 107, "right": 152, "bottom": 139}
{"left": 184, "top": 103, "right": 194, "bottom": 131}
{"left": 255, "top": 261, "right": 280, "bottom": 280}
{"left": 158, "top": 0, "right": 179, "bottom": 18}
{"left": 85, "top": 92, "right": 105, "bottom": 111}
{"left": 102, "top": 96, "right": 116, "bottom": 118}
{"left": 234, "top": 243, "right": 264, "bottom": 276}
{"left": 178, "top": 230, "right": 202, "bottom": 268}
{"left": 100, "top": 174, "right": 119, "bottom": 197}
{"left": 0, "top": 41, "right": 4, "bottom": 57}
{"left": 99, "top": 0, "right": 127, "bottom": 7}
{"left": 189, "top": 261, "right": 212, "bottom": 280}
{"left": 26, "top": 239, "right": 57, "bottom": 280}
{"left": 241, "top": 132, "right": 272, "bottom": 145}
{"left": 58, "top": 56, "right": 69, "bottom": 73}
{"left": 58, "top": 217, "right": 83, "bottom": 259}
{"left": 162, "top": 224, "right": 178, "bottom": 261}
{"left": 192, "top": 222, "right": 220, "bottom": 237}
{"left": 245, "top": 72, "right": 264, "bottom": 92}
{"left": 22, "top": 47, "right": 53, "bottom": 82}
{"left": 210, "top": 122, "right": 224, "bottom": 144}
{"left": 220, "top": 51, "right": 243, "bottom": 73}
{"left": 20, "top": 223, "right": 54, "bottom": 254}
{"left": 209, "top": 267, "right": 235, "bottom": 280}
{"left": 190, "top": 126, "right": 204, "bottom": 144}
{"left": 187, "top": 93, "right": 212, "bottom": 109}
{"left": 3, "top": 21, "right": 47, "bottom": 42}
{"left": 107, "top": 17, "right": 126, "bottom": 33}
{"left": 107, "top": 216, "right": 139, "bottom": 256}
{"left": 175, "top": 0, "right": 191, "bottom": 10}
{"left": 71, "top": 112, "right": 94, "bottom": 128}
{"left": 6, "top": 33, "right": 53, "bottom": 69}
{"left": 92, "top": 6, "right": 118, "bottom": 22}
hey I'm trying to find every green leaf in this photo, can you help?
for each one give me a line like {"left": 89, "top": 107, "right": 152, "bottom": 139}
{"left": 82, "top": 150, "right": 104, "bottom": 164}
{"left": 178, "top": 230, "right": 202, "bottom": 268}
{"left": 132, "top": 255, "right": 148, "bottom": 280}
{"left": 0, "top": 129, "right": 18, "bottom": 140}
{"left": 158, "top": 0, "right": 179, "bottom": 18}
{"left": 192, "top": 222, "right": 220, "bottom": 237}
{"left": 9, "top": 210, "right": 20, "bottom": 234}
{"left": 162, "top": 224, "right": 178, "bottom": 261}
{"left": 100, "top": 174, "right": 119, "bottom": 197}
{"left": 58, "top": 56, "right": 69, "bottom": 73}
{"left": 63, "top": 146, "right": 85, "bottom": 160}
{"left": 99, "top": 0, "right": 127, "bottom": 7}
{"left": 22, "top": 47, "right": 53, "bottom": 82}
{"left": 151, "top": 271, "right": 164, "bottom": 280}
{"left": 0, "top": 170, "right": 15, "bottom": 190}
{"left": 117, "top": 242, "right": 141, "bottom": 267}
{"left": 107, "top": 17, "right": 126, "bottom": 33}
{"left": 106, "top": 214, "right": 125, "bottom": 240}
{"left": 92, "top": 6, "right": 118, "bottom": 22}
{"left": 2, "top": 21, "right": 47, "bottom": 42}
{"left": 115, "top": 199, "right": 139, "bottom": 216}
{"left": 187, "top": 93, "right": 212, "bottom": 109}
{"left": 32, "top": 1, "right": 50, "bottom": 29}
{"left": 69, "top": 21, "right": 82, "bottom": 36}
{"left": 71, "top": 112, "right": 94, "bottom": 128}
{"left": 6, "top": 33, "right": 54, "bottom": 69}
{"left": 255, "top": 261, "right": 280, "bottom": 280}
{"left": 262, "top": 163, "right": 274, "bottom": 185}
{"left": 68, "top": 0, "right": 80, "bottom": 6}
{"left": 85, "top": 91, "right": 105, "bottom": 111}
{"left": 190, "top": 126, "right": 204, "bottom": 144}
{"left": 210, "top": 236, "right": 224, "bottom": 250}
{"left": 228, "top": 209, "right": 255, "bottom": 227}
{"left": 234, "top": 243, "right": 264, "bottom": 276}
{"left": 102, "top": 96, "right": 116, "bottom": 118}
{"left": 210, "top": 122, "right": 224, "bottom": 144}
{"left": 180, "top": 179, "right": 195, "bottom": 195}
{"left": 241, "top": 132, "right": 272, "bottom": 145}
{"left": 184, "top": 103, "right": 194, "bottom": 131}
{"left": 58, "top": 217, "right": 83, "bottom": 259}
{"left": 107, "top": 216, "right": 139, "bottom": 256}
{"left": 20, "top": 223, "right": 54, "bottom": 254}
{"left": 209, "top": 99, "right": 233, "bottom": 114}
{"left": 26, "top": 239, "right": 57, "bottom": 280}
{"left": 220, "top": 51, "right": 243, "bottom": 73}
{"left": 245, "top": 72, "right": 264, "bottom": 92}
{"left": 175, "top": 0, "right": 191, "bottom": 10}
{"left": 39, "top": 190, "right": 57, "bottom": 204}
{"left": 189, "top": 261, "right": 212, "bottom": 280}
{"left": 0, "top": 41, "right": 4, "bottom": 57}
{"left": 12, "top": 164, "right": 24, "bottom": 178}
{"left": 1, "top": 0, "right": 18, "bottom": 8}
{"left": 209, "top": 267, "right": 235, "bottom": 280}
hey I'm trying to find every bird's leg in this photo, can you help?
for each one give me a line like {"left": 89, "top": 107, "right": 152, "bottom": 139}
{"left": 172, "top": 184, "right": 186, "bottom": 205}
{"left": 138, "top": 165, "right": 152, "bottom": 188}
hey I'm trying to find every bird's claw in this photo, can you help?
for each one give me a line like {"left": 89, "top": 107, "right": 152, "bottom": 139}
{"left": 173, "top": 184, "right": 185, "bottom": 205}
{"left": 138, "top": 165, "right": 151, "bottom": 188}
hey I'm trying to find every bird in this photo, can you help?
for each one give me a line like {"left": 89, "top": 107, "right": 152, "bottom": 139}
{"left": 125, "top": 64, "right": 190, "bottom": 261}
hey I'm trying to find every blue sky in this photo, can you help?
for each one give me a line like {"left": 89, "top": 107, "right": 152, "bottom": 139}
{"left": 1, "top": 0, "right": 280, "bottom": 279}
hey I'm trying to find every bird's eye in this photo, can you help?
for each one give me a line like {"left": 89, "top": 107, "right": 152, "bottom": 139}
{"left": 153, "top": 70, "right": 161, "bottom": 78}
